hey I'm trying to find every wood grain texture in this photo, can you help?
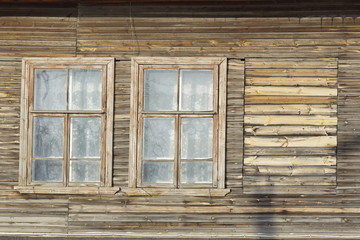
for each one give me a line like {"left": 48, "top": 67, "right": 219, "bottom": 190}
{"left": 0, "top": 2, "right": 360, "bottom": 239}
{"left": 337, "top": 59, "right": 360, "bottom": 194}
{"left": 244, "top": 58, "right": 338, "bottom": 194}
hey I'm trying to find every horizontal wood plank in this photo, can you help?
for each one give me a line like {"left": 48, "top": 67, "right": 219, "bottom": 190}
{"left": 245, "top": 104, "right": 337, "bottom": 115}
{"left": 244, "top": 156, "right": 336, "bottom": 166}
{"left": 245, "top": 86, "right": 337, "bottom": 96}
{"left": 244, "top": 115, "right": 337, "bottom": 126}
{"left": 245, "top": 136, "right": 337, "bottom": 147}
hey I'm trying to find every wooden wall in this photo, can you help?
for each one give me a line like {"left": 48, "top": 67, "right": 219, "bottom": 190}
{"left": 1, "top": 2, "right": 360, "bottom": 239}
{"left": 244, "top": 58, "right": 338, "bottom": 194}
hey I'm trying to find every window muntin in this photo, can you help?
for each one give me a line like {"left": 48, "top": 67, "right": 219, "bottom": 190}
{"left": 19, "top": 58, "right": 114, "bottom": 190}
{"left": 130, "top": 58, "right": 226, "bottom": 190}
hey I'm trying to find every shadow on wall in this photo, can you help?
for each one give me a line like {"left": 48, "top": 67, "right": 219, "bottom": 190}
{"left": 255, "top": 194, "right": 280, "bottom": 240}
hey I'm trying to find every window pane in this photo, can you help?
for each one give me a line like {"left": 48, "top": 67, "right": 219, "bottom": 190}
{"left": 143, "top": 118, "right": 175, "bottom": 160}
{"left": 181, "top": 118, "right": 213, "bottom": 159}
{"left": 180, "top": 70, "right": 213, "bottom": 111}
{"left": 70, "top": 117, "right": 101, "bottom": 159}
{"left": 34, "top": 69, "right": 67, "bottom": 110}
{"left": 144, "top": 69, "right": 177, "bottom": 111}
{"left": 69, "top": 69, "right": 102, "bottom": 110}
{"left": 33, "top": 117, "right": 64, "bottom": 158}
{"left": 180, "top": 161, "right": 212, "bottom": 184}
{"left": 32, "top": 160, "right": 63, "bottom": 182}
{"left": 142, "top": 161, "right": 173, "bottom": 184}
{"left": 70, "top": 160, "right": 100, "bottom": 182}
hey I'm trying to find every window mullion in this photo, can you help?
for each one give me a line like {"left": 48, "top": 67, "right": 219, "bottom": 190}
{"left": 175, "top": 67, "right": 181, "bottom": 188}
{"left": 64, "top": 114, "right": 70, "bottom": 187}
{"left": 177, "top": 67, "right": 180, "bottom": 111}
{"left": 66, "top": 69, "right": 70, "bottom": 111}
{"left": 175, "top": 114, "right": 180, "bottom": 189}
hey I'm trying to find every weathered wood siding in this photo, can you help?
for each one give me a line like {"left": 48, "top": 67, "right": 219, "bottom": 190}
{"left": 338, "top": 59, "right": 360, "bottom": 194}
{"left": 0, "top": 2, "right": 360, "bottom": 239}
{"left": 244, "top": 58, "right": 338, "bottom": 194}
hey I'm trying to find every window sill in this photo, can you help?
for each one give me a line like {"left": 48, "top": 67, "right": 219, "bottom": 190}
{"left": 120, "top": 187, "right": 231, "bottom": 197}
{"left": 14, "top": 186, "right": 120, "bottom": 195}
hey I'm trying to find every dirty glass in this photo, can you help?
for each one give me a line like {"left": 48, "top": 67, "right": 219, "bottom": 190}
{"left": 70, "top": 117, "right": 101, "bottom": 159}
{"left": 181, "top": 118, "right": 213, "bottom": 159}
{"left": 142, "top": 161, "right": 173, "bottom": 184}
{"left": 142, "top": 118, "right": 175, "bottom": 160}
{"left": 34, "top": 69, "right": 67, "bottom": 110}
{"left": 33, "top": 117, "right": 64, "bottom": 158}
{"left": 144, "top": 69, "right": 177, "bottom": 111}
{"left": 32, "top": 160, "right": 63, "bottom": 182}
{"left": 180, "top": 70, "right": 213, "bottom": 111}
{"left": 69, "top": 69, "right": 102, "bottom": 110}
{"left": 70, "top": 160, "right": 100, "bottom": 182}
{"left": 180, "top": 161, "right": 212, "bottom": 184}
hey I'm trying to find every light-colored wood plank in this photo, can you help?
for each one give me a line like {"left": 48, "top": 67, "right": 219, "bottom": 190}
{"left": 244, "top": 115, "right": 337, "bottom": 126}
{"left": 244, "top": 156, "right": 336, "bottom": 166}
{"left": 245, "top": 125, "right": 337, "bottom": 136}
{"left": 245, "top": 86, "right": 337, "bottom": 96}
{"left": 245, "top": 136, "right": 337, "bottom": 147}
{"left": 245, "top": 96, "right": 337, "bottom": 104}
{"left": 246, "top": 68, "right": 337, "bottom": 77}
{"left": 244, "top": 166, "right": 336, "bottom": 176}
{"left": 217, "top": 58, "right": 228, "bottom": 189}
{"left": 245, "top": 104, "right": 337, "bottom": 115}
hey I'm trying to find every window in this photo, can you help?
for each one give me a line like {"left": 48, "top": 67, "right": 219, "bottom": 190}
{"left": 128, "top": 57, "right": 229, "bottom": 195}
{"left": 17, "top": 58, "right": 116, "bottom": 194}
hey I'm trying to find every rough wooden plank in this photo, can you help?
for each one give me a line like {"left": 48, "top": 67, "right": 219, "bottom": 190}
{"left": 245, "top": 96, "right": 337, "bottom": 104}
{"left": 244, "top": 115, "right": 337, "bottom": 126}
{"left": 245, "top": 86, "right": 337, "bottom": 96}
{"left": 246, "top": 58, "right": 338, "bottom": 69}
{"left": 245, "top": 125, "right": 337, "bottom": 136}
{"left": 246, "top": 68, "right": 337, "bottom": 77}
{"left": 244, "top": 166, "right": 336, "bottom": 176}
{"left": 243, "top": 176, "right": 337, "bottom": 186}
{"left": 245, "top": 136, "right": 337, "bottom": 147}
{"left": 244, "top": 156, "right": 336, "bottom": 166}
{"left": 245, "top": 104, "right": 337, "bottom": 115}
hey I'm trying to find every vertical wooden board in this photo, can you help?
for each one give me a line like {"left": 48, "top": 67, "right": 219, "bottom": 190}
{"left": 113, "top": 60, "right": 131, "bottom": 187}
{"left": 226, "top": 59, "right": 244, "bottom": 188}
{"left": 0, "top": 59, "right": 21, "bottom": 183}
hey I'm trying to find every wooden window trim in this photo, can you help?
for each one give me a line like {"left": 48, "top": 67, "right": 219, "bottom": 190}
{"left": 128, "top": 57, "right": 228, "bottom": 195}
{"left": 18, "top": 57, "right": 117, "bottom": 194}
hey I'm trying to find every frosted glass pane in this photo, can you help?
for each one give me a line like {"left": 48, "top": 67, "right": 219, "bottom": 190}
{"left": 181, "top": 118, "right": 213, "bottom": 159}
{"left": 70, "top": 117, "right": 101, "bottom": 158}
{"left": 32, "top": 160, "right": 63, "bottom": 182}
{"left": 70, "top": 160, "right": 100, "bottom": 182}
{"left": 33, "top": 117, "right": 64, "bottom": 158}
{"left": 69, "top": 69, "right": 102, "bottom": 110}
{"left": 180, "top": 161, "right": 212, "bottom": 184}
{"left": 180, "top": 70, "right": 213, "bottom": 111}
{"left": 142, "top": 161, "right": 173, "bottom": 184}
{"left": 34, "top": 69, "right": 66, "bottom": 110}
{"left": 143, "top": 118, "right": 174, "bottom": 160}
{"left": 144, "top": 69, "right": 177, "bottom": 111}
